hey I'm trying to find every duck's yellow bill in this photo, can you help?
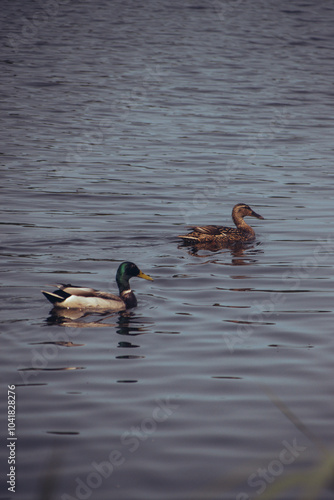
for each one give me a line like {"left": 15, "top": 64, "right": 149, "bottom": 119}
{"left": 138, "top": 270, "right": 154, "bottom": 281}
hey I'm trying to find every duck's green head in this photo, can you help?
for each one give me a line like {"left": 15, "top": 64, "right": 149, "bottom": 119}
{"left": 116, "top": 261, "right": 153, "bottom": 291}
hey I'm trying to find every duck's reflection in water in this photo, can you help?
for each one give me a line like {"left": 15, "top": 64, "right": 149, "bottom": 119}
{"left": 45, "top": 308, "right": 118, "bottom": 328}
{"left": 178, "top": 240, "right": 264, "bottom": 265}
{"left": 116, "top": 312, "right": 154, "bottom": 337}
{"left": 45, "top": 308, "right": 153, "bottom": 336}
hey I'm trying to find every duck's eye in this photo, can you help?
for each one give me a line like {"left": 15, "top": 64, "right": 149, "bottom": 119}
{"left": 130, "top": 264, "right": 138, "bottom": 274}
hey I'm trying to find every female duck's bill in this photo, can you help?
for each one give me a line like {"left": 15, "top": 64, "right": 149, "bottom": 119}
{"left": 178, "top": 203, "right": 264, "bottom": 244}
{"left": 42, "top": 261, "right": 153, "bottom": 313}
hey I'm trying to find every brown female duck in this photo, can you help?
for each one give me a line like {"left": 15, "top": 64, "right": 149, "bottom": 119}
{"left": 178, "top": 203, "right": 264, "bottom": 244}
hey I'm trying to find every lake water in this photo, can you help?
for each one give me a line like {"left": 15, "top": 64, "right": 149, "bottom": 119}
{"left": 1, "top": 1, "right": 334, "bottom": 499}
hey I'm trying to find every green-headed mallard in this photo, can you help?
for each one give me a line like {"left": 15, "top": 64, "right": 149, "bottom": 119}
{"left": 42, "top": 261, "right": 153, "bottom": 312}
{"left": 178, "top": 203, "right": 264, "bottom": 244}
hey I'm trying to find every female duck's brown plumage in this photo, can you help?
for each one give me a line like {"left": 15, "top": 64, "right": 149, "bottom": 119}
{"left": 178, "top": 203, "right": 264, "bottom": 244}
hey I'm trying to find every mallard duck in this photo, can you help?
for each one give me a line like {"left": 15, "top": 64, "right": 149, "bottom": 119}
{"left": 42, "top": 262, "right": 153, "bottom": 312}
{"left": 178, "top": 203, "right": 264, "bottom": 244}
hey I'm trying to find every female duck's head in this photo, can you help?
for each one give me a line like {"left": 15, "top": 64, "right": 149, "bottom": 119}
{"left": 232, "top": 203, "right": 264, "bottom": 223}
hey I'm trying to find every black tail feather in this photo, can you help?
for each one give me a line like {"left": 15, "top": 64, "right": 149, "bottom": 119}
{"left": 42, "top": 289, "right": 71, "bottom": 305}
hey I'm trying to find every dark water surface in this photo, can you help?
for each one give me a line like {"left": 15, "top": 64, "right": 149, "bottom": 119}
{"left": 1, "top": 1, "right": 334, "bottom": 499}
